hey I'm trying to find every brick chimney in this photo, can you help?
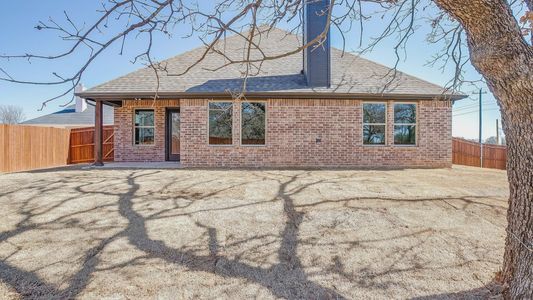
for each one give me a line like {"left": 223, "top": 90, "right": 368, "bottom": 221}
{"left": 303, "top": 0, "right": 331, "bottom": 88}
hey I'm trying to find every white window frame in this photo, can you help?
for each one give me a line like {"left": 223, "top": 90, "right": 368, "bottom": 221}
{"left": 133, "top": 109, "right": 155, "bottom": 146}
{"left": 207, "top": 100, "right": 234, "bottom": 146}
{"left": 240, "top": 101, "right": 267, "bottom": 147}
{"left": 362, "top": 102, "right": 387, "bottom": 146}
{"left": 393, "top": 102, "right": 418, "bottom": 146}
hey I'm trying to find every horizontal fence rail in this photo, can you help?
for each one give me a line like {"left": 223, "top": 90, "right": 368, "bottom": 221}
{"left": 69, "top": 126, "right": 114, "bottom": 164}
{"left": 0, "top": 124, "right": 71, "bottom": 173}
{"left": 452, "top": 137, "right": 507, "bottom": 170}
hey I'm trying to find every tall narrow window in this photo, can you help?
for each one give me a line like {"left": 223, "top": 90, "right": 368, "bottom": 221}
{"left": 209, "top": 102, "right": 233, "bottom": 145}
{"left": 134, "top": 109, "right": 155, "bottom": 145}
{"left": 241, "top": 102, "right": 266, "bottom": 145}
{"left": 394, "top": 103, "right": 417, "bottom": 145}
{"left": 363, "top": 103, "right": 386, "bottom": 145}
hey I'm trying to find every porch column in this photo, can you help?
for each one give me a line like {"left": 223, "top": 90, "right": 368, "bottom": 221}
{"left": 94, "top": 99, "right": 104, "bottom": 166}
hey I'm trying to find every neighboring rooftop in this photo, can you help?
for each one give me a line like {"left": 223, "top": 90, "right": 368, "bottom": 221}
{"left": 22, "top": 103, "right": 114, "bottom": 128}
{"left": 79, "top": 27, "right": 464, "bottom": 100}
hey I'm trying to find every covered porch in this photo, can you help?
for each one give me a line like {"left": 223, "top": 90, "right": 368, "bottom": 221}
{"left": 90, "top": 99, "right": 180, "bottom": 166}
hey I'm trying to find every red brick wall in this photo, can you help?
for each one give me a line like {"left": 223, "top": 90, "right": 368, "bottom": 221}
{"left": 114, "top": 100, "right": 179, "bottom": 162}
{"left": 114, "top": 99, "right": 452, "bottom": 168}
{"left": 180, "top": 99, "right": 452, "bottom": 168}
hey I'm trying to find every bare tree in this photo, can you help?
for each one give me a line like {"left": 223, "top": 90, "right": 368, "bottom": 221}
{"left": 485, "top": 136, "right": 499, "bottom": 145}
{"left": 0, "top": 105, "right": 25, "bottom": 124}
{"left": 0, "top": 0, "right": 532, "bottom": 297}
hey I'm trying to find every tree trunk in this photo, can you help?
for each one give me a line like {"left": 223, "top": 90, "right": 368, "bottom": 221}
{"left": 433, "top": 0, "right": 533, "bottom": 298}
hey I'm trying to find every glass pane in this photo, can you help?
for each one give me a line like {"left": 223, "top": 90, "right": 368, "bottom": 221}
{"left": 241, "top": 102, "right": 266, "bottom": 145}
{"left": 209, "top": 102, "right": 232, "bottom": 145}
{"left": 209, "top": 102, "right": 232, "bottom": 111}
{"left": 135, "top": 110, "right": 154, "bottom": 126}
{"left": 171, "top": 112, "right": 180, "bottom": 154}
{"left": 363, "top": 125, "right": 386, "bottom": 145}
{"left": 394, "top": 104, "right": 416, "bottom": 124}
{"left": 135, "top": 128, "right": 155, "bottom": 145}
{"left": 363, "top": 103, "right": 386, "bottom": 124}
{"left": 394, "top": 125, "right": 416, "bottom": 145}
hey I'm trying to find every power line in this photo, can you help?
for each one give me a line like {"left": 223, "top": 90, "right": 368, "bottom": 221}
{"left": 453, "top": 105, "right": 499, "bottom": 115}
{"left": 454, "top": 105, "right": 498, "bottom": 113}
{"left": 453, "top": 106, "right": 500, "bottom": 115}
{"left": 454, "top": 101, "right": 497, "bottom": 111}
{"left": 453, "top": 107, "right": 500, "bottom": 117}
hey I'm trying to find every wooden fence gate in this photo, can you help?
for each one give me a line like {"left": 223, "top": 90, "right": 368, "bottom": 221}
{"left": 69, "top": 126, "right": 114, "bottom": 164}
{"left": 452, "top": 137, "right": 507, "bottom": 170}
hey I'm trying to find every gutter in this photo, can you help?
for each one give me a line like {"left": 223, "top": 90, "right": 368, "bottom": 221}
{"left": 77, "top": 91, "right": 467, "bottom": 102}
{"left": 85, "top": 98, "right": 122, "bottom": 107}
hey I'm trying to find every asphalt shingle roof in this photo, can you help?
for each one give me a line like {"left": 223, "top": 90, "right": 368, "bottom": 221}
{"left": 80, "top": 27, "right": 461, "bottom": 99}
{"left": 22, "top": 104, "right": 114, "bottom": 127}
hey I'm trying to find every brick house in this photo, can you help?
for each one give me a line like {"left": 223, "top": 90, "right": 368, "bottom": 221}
{"left": 77, "top": 1, "right": 465, "bottom": 168}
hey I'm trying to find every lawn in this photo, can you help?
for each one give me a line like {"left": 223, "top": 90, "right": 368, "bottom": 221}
{"left": 0, "top": 166, "right": 508, "bottom": 299}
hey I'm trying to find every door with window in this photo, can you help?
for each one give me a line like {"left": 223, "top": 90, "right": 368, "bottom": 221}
{"left": 166, "top": 109, "right": 180, "bottom": 161}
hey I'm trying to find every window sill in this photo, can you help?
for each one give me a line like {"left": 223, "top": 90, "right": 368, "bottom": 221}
{"left": 360, "top": 144, "right": 418, "bottom": 148}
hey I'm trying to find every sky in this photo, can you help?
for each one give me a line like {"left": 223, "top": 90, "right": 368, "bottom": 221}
{"left": 0, "top": 0, "right": 504, "bottom": 141}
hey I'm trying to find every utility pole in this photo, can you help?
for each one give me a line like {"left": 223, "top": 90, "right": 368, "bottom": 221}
{"left": 479, "top": 89, "right": 483, "bottom": 168}
{"left": 473, "top": 88, "right": 487, "bottom": 168}
{"left": 496, "top": 119, "right": 500, "bottom": 145}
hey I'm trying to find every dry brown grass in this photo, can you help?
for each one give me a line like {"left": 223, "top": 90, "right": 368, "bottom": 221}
{"left": 0, "top": 165, "right": 508, "bottom": 299}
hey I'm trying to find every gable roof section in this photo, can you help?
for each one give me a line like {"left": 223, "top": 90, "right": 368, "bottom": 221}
{"left": 22, "top": 104, "right": 114, "bottom": 127}
{"left": 79, "top": 27, "right": 464, "bottom": 100}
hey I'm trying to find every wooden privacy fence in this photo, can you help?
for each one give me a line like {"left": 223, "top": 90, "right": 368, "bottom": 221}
{"left": 452, "top": 137, "right": 507, "bottom": 170}
{"left": 69, "top": 126, "right": 114, "bottom": 164}
{"left": 0, "top": 124, "right": 71, "bottom": 173}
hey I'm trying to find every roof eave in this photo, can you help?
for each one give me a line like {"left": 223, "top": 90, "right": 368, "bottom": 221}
{"left": 77, "top": 91, "right": 467, "bottom": 101}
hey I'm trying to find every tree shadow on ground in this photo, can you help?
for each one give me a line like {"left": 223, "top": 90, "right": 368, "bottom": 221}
{"left": 117, "top": 172, "right": 345, "bottom": 299}
{"left": 0, "top": 169, "right": 506, "bottom": 299}
{"left": 411, "top": 283, "right": 504, "bottom": 299}
{"left": 0, "top": 171, "right": 345, "bottom": 299}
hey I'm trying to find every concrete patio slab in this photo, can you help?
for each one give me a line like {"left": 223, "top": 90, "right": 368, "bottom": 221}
{"left": 84, "top": 161, "right": 182, "bottom": 169}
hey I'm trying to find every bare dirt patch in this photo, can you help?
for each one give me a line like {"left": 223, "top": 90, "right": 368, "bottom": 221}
{"left": 0, "top": 166, "right": 508, "bottom": 299}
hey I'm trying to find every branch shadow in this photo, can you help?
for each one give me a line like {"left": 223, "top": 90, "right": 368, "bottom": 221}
{"left": 411, "top": 283, "right": 504, "bottom": 299}
{"left": 117, "top": 171, "right": 346, "bottom": 299}
{"left": 0, "top": 169, "right": 506, "bottom": 299}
